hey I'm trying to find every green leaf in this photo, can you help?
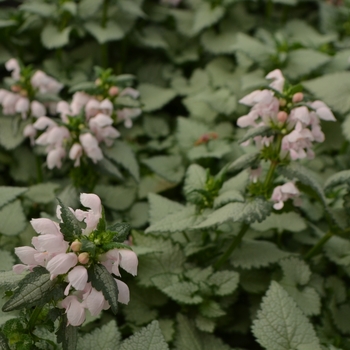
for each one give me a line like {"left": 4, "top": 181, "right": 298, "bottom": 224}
{"left": 20, "top": 2, "right": 56, "bottom": 16}
{"left": 324, "top": 170, "right": 350, "bottom": 192}
{"left": 97, "top": 157, "right": 124, "bottom": 180}
{"left": 138, "top": 84, "right": 176, "bottom": 112}
{"left": 0, "top": 117, "right": 28, "bottom": 150}
{"left": 176, "top": 117, "right": 209, "bottom": 149}
{"left": 239, "top": 125, "right": 273, "bottom": 144}
{"left": 231, "top": 239, "right": 291, "bottom": 269}
{"left": 120, "top": 320, "right": 169, "bottom": 350}
{"left": 284, "top": 49, "right": 330, "bottom": 79}
{"left": 143, "top": 116, "right": 169, "bottom": 139}
{"left": 142, "top": 155, "right": 185, "bottom": 184}
{"left": 25, "top": 183, "right": 60, "bottom": 204}
{"left": 94, "top": 184, "right": 136, "bottom": 211}
{"left": 2, "top": 267, "right": 57, "bottom": 312}
{"left": 148, "top": 193, "right": 185, "bottom": 225}
{"left": 195, "top": 315, "right": 215, "bottom": 333}
{"left": 0, "top": 330, "right": 10, "bottom": 349}
{"left": 137, "top": 26, "right": 168, "bottom": 49}
{"left": 201, "top": 28, "right": 237, "bottom": 54}
{"left": 88, "top": 264, "right": 119, "bottom": 314}
{"left": 139, "top": 175, "right": 177, "bottom": 199}
{"left": 184, "top": 164, "right": 207, "bottom": 204}
{"left": 174, "top": 314, "right": 231, "bottom": 350}
{"left": 324, "top": 235, "right": 350, "bottom": 266}
{"left": 228, "top": 152, "right": 260, "bottom": 174}
{"left": 77, "top": 321, "right": 120, "bottom": 350}
{"left": 158, "top": 319, "right": 175, "bottom": 342}
{"left": 163, "top": 282, "right": 202, "bottom": 305}
{"left": 252, "top": 281, "right": 322, "bottom": 350}
{"left": 57, "top": 198, "right": 82, "bottom": 241}
{"left": 103, "top": 140, "right": 139, "bottom": 182}
{"left": 195, "top": 198, "right": 272, "bottom": 229}
{"left": 84, "top": 21, "right": 124, "bottom": 43}
{"left": 303, "top": 72, "right": 350, "bottom": 114}
{"left": 208, "top": 270, "right": 239, "bottom": 296}
{"left": 62, "top": 1, "right": 77, "bottom": 15}
{"left": 192, "top": 3, "right": 224, "bottom": 34}
{"left": 277, "top": 163, "right": 326, "bottom": 205}
{"left": 135, "top": 234, "right": 185, "bottom": 288}
{"left": 145, "top": 205, "right": 202, "bottom": 234}
{"left": 41, "top": 25, "right": 72, "bottom": 49}
{"left": 118, "top": 0, "right": 144, "bottom": 17}
{"left": 0, "top": 20, "right": 16, "bottom": 29}
{"left": 203, "top": 88, "right": 237, "bottom": 115}
{"left": 0, "top": 271, "right": 28, "bottom": 291}
{"left": 279, "top": 258, "right": 320, "bottom": 316}
{"left": 213, "top": 190, "right": 245, "bottom": 209}
{"left": 78, "top": 0, "right": 104, "bottom": 19}
{"left": 129, "top": 202, "right": 149, "bottom": 228}
{"left": 0, "top": 251, "right": 14, "bottom": 271}
{"left": 56, "top": 316, "right": 78, "bottom": 350}
{"left": 188, "top": 139, "right": 232, "bottom": 161}
{"left": 108, "top": 222, "right": 131, "bottom": 242}
{"left": 0, "top": 200, "right": 26, "bottom": 236}
{"left": 0, "top": 187, "right": 27, "bottom": 210}
{"left": 199, "top": 301, "right": 225, "bottom": 318}
{"left": 251, "top": 212, "right": 307, "bottom": 233}
{"left": 233, "top": 33, "right": 274, "bottom": 63}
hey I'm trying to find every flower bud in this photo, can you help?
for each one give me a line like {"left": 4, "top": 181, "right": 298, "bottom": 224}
{"left": 292, "top": 92, "right": 304, "bottom": 103}
{"left": 71, "top": 241, "right": 82, "bottom": 252}
{"left": 78, "top": 252, "right": 89, "bottom": 264}
{"left": 108, "top": 86, "right": 119, "bottom": 96}
{"left": 95, "top": 78, "right": 102, "bottom": 86}
{"left": 20, "top": 89, "right": 28, "bottom": 97}
{"left": 11, "top": 85, "right": 21, "bottom": 93}
{"left": 279, "top": 98, "right": 286, "bottom": 107}
{"left": 277, "top": 111, "right": 288, "bottom": 123}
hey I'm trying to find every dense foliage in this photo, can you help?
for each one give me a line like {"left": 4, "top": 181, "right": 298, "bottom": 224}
{"left": 1, "top": 0, "right": 350, "bottom": 349}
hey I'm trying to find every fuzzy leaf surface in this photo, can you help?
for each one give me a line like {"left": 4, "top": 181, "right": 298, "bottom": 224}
{"left": 120, "top": 320, "right": 169, "bottom": 350}
{"left": 239, "top": 125, "right": 273, "bottom": 144}
{"left": 0, "top": 271, "right": 27, "bottom": 290}
{"left": 103, "top": 141, "right": 139, "bottom": 182}
{"left": 195, "top": 198, "right": 272, "bottom": 228}
{"left": 84, "top": 21, "right": 124, "bottom": 43}
{"left": 163, "top": 282, "right": 202, "bottom": 305}
{"left": 142, "top": 155, "right": 185, "bottom": 184}
{"left": 231, "top": 239, "right": 290, "bottom": 269}
{"left": 25, "top": 183, "right": 60, "bottom": 204}
{"left": 57, "top": 198, "right": 82, "bottom": 241}
{"left": 0, "top": 200, "right": 27, "bottom": 236}
{"left": 324, "top": 170, "right": 350, "bottom": 192}
{"left": 252, "top": 281, "right": 322, "bottom": 350}
{"left": 228, "top": 152, "right": 260, "bottom": 174}
{"left": 2, "top": 267, "right": 57, "bottom": 312}
{"left": 148, "top": 193, "right": 185, "bottom": 225}
{"left": 56, "top": 316, "right": 78, "bottom": 350}
{"left": 251, "top": 212, "right": 307, "bottom": 233}
{"left": 77, "top": 321, "right": 120, "bottom": 350}
{"left": 184, "top": 164, "right": 207, "bottom": 204}
{"left": 41, "top": 25, "right": 71, "bottom": 49}
{"left": 0, "top": 187, "right": 27, "bottom": 209}
{"left": 208, "top": 270, "right": 239, "bottom": 296}
{"left": 88, "top": 264, "right": 119, "bottom": 314}
{"left": 138, "top": 84, "right": 176, "bottom": 112}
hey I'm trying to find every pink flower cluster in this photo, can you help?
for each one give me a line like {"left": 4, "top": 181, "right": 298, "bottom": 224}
{"left": 270, "top": 182, "right": 301, "bottom": 210}
{"left": 33, "top": 91, "right": 121, "bottom": 169}
{"left": 0, "top": 59, "right": 61, "bottom": 121}
{"left": 237, "top": 69, "right": 336, "bottom": 160}
{"left": 13, "top": 193, "right": 138, "bottom": 326}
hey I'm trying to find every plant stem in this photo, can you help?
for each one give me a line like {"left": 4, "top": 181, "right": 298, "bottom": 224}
{"left": 27, "top": 306, "right": 43, "bottom": 331}
{"left": 304, "top": 230, "right": 333, "bottom": 260}
{"left": 214, "top": 223, "right": 249, "bottom": 270}
{"left": 263, "top": 160, "right": 277, "bottom": 189}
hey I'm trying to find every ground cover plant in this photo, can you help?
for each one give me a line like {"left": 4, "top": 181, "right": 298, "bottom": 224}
{"left": 2, "top": 0, "right": 350, "bottom": 349}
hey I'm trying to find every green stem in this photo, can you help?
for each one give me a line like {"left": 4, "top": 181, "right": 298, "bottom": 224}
{"left": 214, "top": 223, "right": 249, "bottom": 270}
{"left": 263, "top": 160, "right": 277, "bottom": 189}
{"left": 27, "top": 306, "right": 43, "bottom": 332}
{"left": 304, "top": 231, "right": 333, "bottom": 260}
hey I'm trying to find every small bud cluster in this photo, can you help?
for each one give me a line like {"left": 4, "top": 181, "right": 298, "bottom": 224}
{"left": 12, "top": 193, "right": 138, "bottom": 326}
{"left": 237, "top": 69, "right": 336, "bottom": 210}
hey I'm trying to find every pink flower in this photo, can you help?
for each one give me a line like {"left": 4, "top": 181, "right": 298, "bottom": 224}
{"left": 23, "top": 124, "right": 37, "bottom": 145}
{"left": 79, "top": 133, "right": 103, "bottom": 163}
{"left": 64, "top": 266, "right": 88, "bottom": 295}
{"left": 117, "top": 108, "right": 141, "bottom": 128}
{"left": 265, "top": 69, "right": 285, "bottom": 92}
{"left": 46, "top": 252, "right": 78, "bottom": 279}
{"left": 69, "top": 143, "right": 83, "bottom": 167}
{"left": 71, "top": 92, "right": 91, "bottom": 115}
{"left": 31, "top": 101, "right": 46, "bottom": 118}
{"left": 31, "top": 70, "right": 63, "bottom": 94}
{"left": 15, "top": 97, "right": 30, "bottom": 119}
{"left": 83, "top": 285, "right": 109, "bottom": 316}
{"left": 30, "top": 218, "right": 62, "bottom": 236}
{"left": 310, "top": 100, "right": 336, "bottom": 121}
{"left": 89, "top": 113, "right": 120, "bottom": 146}
{"left": 61, "top": 295, "right": 86, "bottom": 326}
{"left": 119, "top": 250, "right": 138, "bottom": 276}
{"left": 47, "top": 147, "right": 66, "bottom": 169}
{"left": 271, "top": 182, "right": 300, "bottom": 210}
{"left": 5, "top": 58, "right": 20, "bottom": 80}
{"left": 74, "top": 193, "right": 102, "bottom": 235}
{"left": 115, "top": 279, "right": 130, "bottom": 304}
